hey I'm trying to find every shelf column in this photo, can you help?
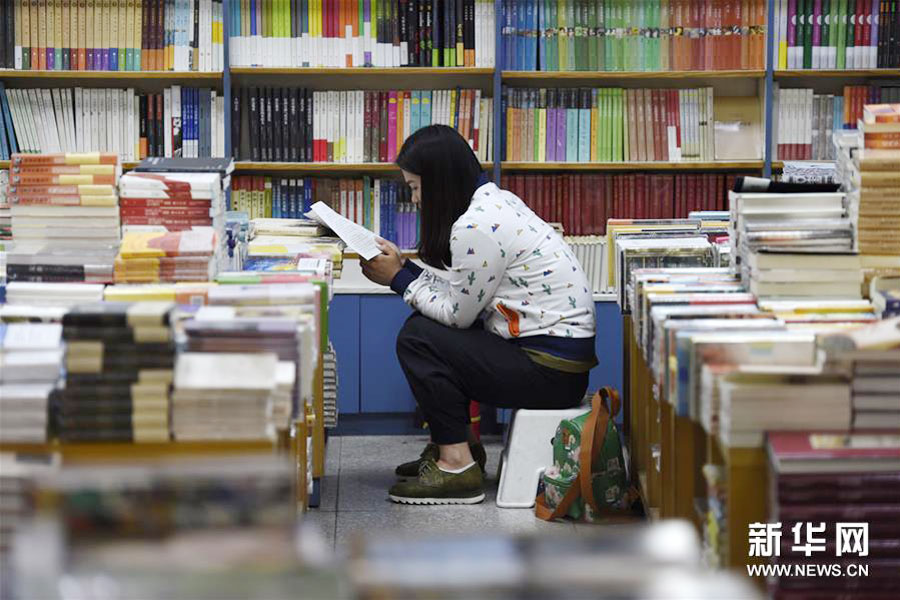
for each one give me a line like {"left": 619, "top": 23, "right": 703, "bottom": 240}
{"left": 492, "top": 0, "right": 502, "bottom": 183}
{"left": 763, "top": 0, "right": 776, "bottom": 178}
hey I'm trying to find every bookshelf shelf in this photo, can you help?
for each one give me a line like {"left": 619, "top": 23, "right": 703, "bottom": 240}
{"left": 230, "top": 67, "right": 494, "bottom": 76}
{"left": 0, "top": 440, "right": 277, "bottom": 462}
{"left": 234, "top": 161, "right": 493, "bottom": 173}
{"left": 774, "top": 69, "right": 900, "bottom": 78}
{"left": 502, "top": 70, "right": 765, "bottom": 81}
{"left": 0, "top": 70, "right": 224, "bottom": 80}
{"left": 501, "top": 161, "right": 765, "bottom": 172}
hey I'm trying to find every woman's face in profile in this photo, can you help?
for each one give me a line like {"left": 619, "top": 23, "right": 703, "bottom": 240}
{"left": 401, "top": 169, "right": 422, "bottom": 206}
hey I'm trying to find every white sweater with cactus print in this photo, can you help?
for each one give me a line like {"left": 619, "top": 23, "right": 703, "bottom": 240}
{"left": 394, "top": 182, "right": 596, "bottom": 340}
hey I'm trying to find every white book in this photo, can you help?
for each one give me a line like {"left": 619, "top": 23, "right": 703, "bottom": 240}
{"left": 91, "top": 89, "right": 100, "bottom": 154}
{"left": 30, "top": 89, "right": 49, "bottom": 153}
{"left": 7, "top": 90, "right": 28, "bottom": 153}
{"left": 133, "top": 95, "right": 140, "bottom": 159}
{"left": 473, "top": 90, "right": 482, "bottom": 154}
{"left": 216, "top": 94, "right": 224, "bottom": 157}
{"left": 100, "top": 89, "right": 110, "bottom": 153}
{"left": 66, "top": 89, "right": 77, "bottom": 153}
{"left": 57, "top": 89, "right": 73, "bottom": 152}
{"left": 163, "top": 87, "right": 172, "bottom": 158}
{"left": 42, "top": 89, "right": 61, "bottom": 152}
{"left": 706, "top": 87, "right": 714, "bottom": 161}
{"left": 50, "top": 89, "right": 66, "bottom": 152}
{"left": 340, "top": 90, "right": 348, "bottom": 162}
{"left": 73, "top": 88, "right": 83, "bottom": 153}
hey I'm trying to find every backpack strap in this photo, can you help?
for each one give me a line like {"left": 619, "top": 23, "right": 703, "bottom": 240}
{"left": 535, "top": 387, "right": 619, "bottom": 521}
{"left": 579, "top": 387, "right": 617, "bottom": 516}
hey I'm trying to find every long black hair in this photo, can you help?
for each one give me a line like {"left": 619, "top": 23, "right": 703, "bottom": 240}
{"left": 396, "top": 125, "right": 484, "bottom": 269}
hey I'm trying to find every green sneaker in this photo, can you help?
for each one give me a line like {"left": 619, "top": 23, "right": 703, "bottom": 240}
{"left": 389, "top": 459, "right": 485, "bottom": 505}
{"left": 394, "top": 442, "right": 487, "bottom": 478}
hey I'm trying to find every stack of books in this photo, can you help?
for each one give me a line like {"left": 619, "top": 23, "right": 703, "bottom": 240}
{"left": 6, "top": 153, "right": 121, "bottom": 284}
{"left": 248, "top": 236, "right": 345, "bottom": 278}
{"left": 871, "top": 277, "right": 900, "bottom": 318}
{"left": 0, "top": 322, "right": 63, "bottom": 443}
{"left": 0, "top": 170, "right": 9, "bottom": 247}
{"left": 54, "top": 303, "right": 175, "bottom": 443}
{"left": 767, "top": 431, "right": 900, "bottom": 598}
{"left": 729, "top": 190, "right": 859, "bottom": 298}
{"left": 172, "top": 352, "right": 282, "bottom": 441}
{"left": 2, "top": 282, "right": 105, "bottom": 307}
{"left": 115, "top": 228, "right": 218, "bottom": 283}
{"left": 183, "top": 309, "right": 303, "bottom": 431}
{"left": 717, "top": 372, "right": 851, "bottom": 448}
{"left": 119, "top": 171, "right": 226, "bottom": 232}
{"left": 850, "top": 104, "right": 900, "bottom": 257}
{"left": 323, "top": 343, "right": 338, "bottom": 429}
{"left": 821, "top": 318, "right": 900, "bottom": 431}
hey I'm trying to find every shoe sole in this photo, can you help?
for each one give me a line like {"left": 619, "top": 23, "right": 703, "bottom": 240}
{"left": 389, "top": 493, "right": 486, "bottom": 505}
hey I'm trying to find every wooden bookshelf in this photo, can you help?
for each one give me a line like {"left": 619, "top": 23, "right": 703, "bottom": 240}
{"left": 774, "top": 69, "right": 900, "bottom": 78}
{"left": 503, "top": 70, "right": 765, "bottom": 81}
{"left": 230, "top": 67, "right": 494, "bottom": 76}
{"left": 501, "top": 161, "right": 765, "bottom": 172}
{"left": 0, "top": 440, "right": 277, "bottom": 462}
{"left": 234, "top": 161, "right": 493, "bottom": 173}
{"left": 0, "top": 69, "right": 223, "bottom": 80}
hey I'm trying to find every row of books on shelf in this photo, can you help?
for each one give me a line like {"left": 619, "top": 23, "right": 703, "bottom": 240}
{"left": 773, "top": 0, "right": 900, "bottom": 69}
{"left": 228, "top": 0, "right": 495, "bottom": 68}
{"left": 0, "top": 85, "right": 226, "bottom": 161}
{"left": 501, "top": 0, "right": 767, "bottom": 72}
{"left": 502, "top": 87, "right": 761, "bottom": 163}
{"left": 772, "top": 84, "right": 900, "bottom": 161}
{"left": 233, "top": 175, "right": 419, "bottom": 249}
{"left": 502, "top": 172, "right": 737, "bottom": 236}
{"left": 234, "top": 87, "right": 492, "bottom": 163}
{"left": 0, "top": 0, "right": 224, "bottom": 71}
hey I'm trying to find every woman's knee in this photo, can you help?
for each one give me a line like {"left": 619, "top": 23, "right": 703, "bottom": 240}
{"left": 396, "top": 313, "right": 434, "bottom": 358}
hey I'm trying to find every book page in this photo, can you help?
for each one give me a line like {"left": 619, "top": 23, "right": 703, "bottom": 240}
{"left": 306, "top": 201, "right": 381, "bottom": 261}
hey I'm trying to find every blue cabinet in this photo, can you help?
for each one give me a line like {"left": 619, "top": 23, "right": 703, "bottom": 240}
{"left": 359, "top": 296, "right": 416, "bottom": 413}
{"left": 329, "top": 294, "right": 623, "bottom": 419}
{"left": 328, "top": 295, "right": 361, "bottom": 415}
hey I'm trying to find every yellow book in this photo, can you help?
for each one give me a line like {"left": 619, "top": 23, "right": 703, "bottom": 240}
{"left": 538, "top": 105, "right": 547, "bottom": 163}
{"left": 61, "top": 0, "right": 69, "bottom": 69}
{"left": 93, "top": 0, "right": 101, "bottom": 69}
{"left": 51, "top": 0, "right": 60, "bottom": 68}
{"left": 117, "top": 0, "right": 127, "bottom": 70}
{"left": 264, "top": 178, "right": 272, "bottom": 218}
{"left": 77, "top": 0, "right": 85, "bottom": 70}
{"left": 506, "top": 105, "right": 515, "bottom": 162}
{"left": 125, "top": 0, "right": 134, "bottom": 70}
{"left": 132, "top": 0, "right": 140, "bottom": 70}
{"left": 165, "top": 0, "right": 174, "bottom": 70}
{"left": 108, "top": 0, "right": 118, "bottom": 69}
{"left": 99, "top": 0, "right": 112, "bottom": 71}
{"left": 17, "top": 0, "right": 27, "bottom": 69}
{"left": 36, "top": 0, "right": 44, "bottom": 70}
{"left": 449, "top": 89, "right": 457, "bottom": 133}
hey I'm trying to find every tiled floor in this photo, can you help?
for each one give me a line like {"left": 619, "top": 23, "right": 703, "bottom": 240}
{"left": 302, "top": 435, "right": 580, "bottom": 556}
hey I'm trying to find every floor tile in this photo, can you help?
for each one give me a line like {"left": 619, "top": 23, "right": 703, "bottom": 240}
{"left": 299, "top": 510, "right": 337, "bottom": 550}
{"left": 317, "top": 473, "right": 340, "bottom": 512}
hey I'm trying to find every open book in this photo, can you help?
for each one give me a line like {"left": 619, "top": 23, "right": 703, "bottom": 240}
{"left": 305, "top": 201, "right": 381, "bottom": 260}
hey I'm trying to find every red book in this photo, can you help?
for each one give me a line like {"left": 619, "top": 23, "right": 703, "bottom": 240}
{"left": 378, "top": 92, "right": 388, "bottom": 163}
{"left": 120, "top": 197, "right": 212, "bottom": 208}
{"left": 635, "top": 174, "right": 645, "bottom": 219}
{"left": 767, "top": 431, "right": 900, "bottom": 474}
{"left": 626, "top": 174, "right": 635, "bottom": 220}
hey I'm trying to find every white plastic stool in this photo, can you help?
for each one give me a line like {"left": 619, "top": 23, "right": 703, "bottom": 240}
{"left": 495, "top": 406, "right": 589, "bottom": 508}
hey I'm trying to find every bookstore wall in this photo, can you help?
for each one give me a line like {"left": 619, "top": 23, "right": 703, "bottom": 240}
{"left": 0, "top": 0, "right": 899, "bottom": 598}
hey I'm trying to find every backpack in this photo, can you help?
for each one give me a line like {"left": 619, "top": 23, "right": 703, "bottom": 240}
{"left": 535, "top": 387, "right": 639, "bottom": 522}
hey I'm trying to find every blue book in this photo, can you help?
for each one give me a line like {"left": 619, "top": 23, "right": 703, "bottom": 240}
{"left": 410, "top": 91, "right": 421, "bottom": 133}
{"left": 528, "top": 0, "right": 537, "bottom": 71}
{"left": 421, "top": 91, "right": 432, "bottom": 128}
{"left": 291, "top": 179, "right": 299, "bottom": 219}
{"left": 501, "top": 88, "right": 508, "bottom": 160}
{"left": 380, "top": 180, "right": 388, "bottom": 239}
{"left": 0, "top": 83, "right": 13, "bottom": 157}
{"left": 301, "top": 0, "right": 309, "bottom": 66}
{"left": 304, "top": 178, "right": 312, "bottom": 213}
{"left": 276, "top": 180, "right": 283, "bottom": 218}
{"left": 578, "top": 90, "right": 590, "bottom": 162}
